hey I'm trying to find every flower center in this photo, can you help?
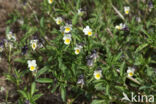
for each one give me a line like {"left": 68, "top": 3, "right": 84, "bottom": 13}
{"left": 129, "top": 72, "right": 133, "bottom": 76}
{"left": 49, "top": 0, "right": 53, "bottom": 3}
{"left": 116, "top": 26, "right": 121, "bottom": 30}
{"left": 76, "top": 49, "right": 80, "bottom": 54}
{"left": 125, "top": 10, "right": 129, "bottom": 14}
{"left": 57, "top": 20, "right": 61, "bottom": 24}
{"left": 88, "top": 31, "right": 92, "bottom": 36}
{"left": 30, "top": 66, "right": 35, "bottom": 71}
{"left": 95, "top": 73, "right": 100, "bottom": 79}
{"left": 65, "top": 27, "right": 70, "bottom": 32}
{"left": 32, "top": 43, "right": 36, "bottom": 48}
{"left": 65, "top": 39, "right": 70, "bottom": 44}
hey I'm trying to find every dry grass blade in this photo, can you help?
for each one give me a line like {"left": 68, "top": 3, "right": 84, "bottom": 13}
{"left": 111, "top": 4, "right": 125, "bottom": 20}
{"left": 127, "top": 76, "right": 141, "bottom": 85}
{"left": 106, "top": 28, "right": 114, "bottom": 38}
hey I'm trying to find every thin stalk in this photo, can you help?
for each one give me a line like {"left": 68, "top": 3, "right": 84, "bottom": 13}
{"left": 8, "top": 44, "right": 12, "bottom": 73}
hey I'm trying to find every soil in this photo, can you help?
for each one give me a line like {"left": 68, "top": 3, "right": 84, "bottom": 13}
{"left": 0, "top": 0, "right": 20, "bottom": 34}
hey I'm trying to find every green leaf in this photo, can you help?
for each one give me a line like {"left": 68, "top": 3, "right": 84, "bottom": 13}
{"left": 32, "top": 93, "right": 43, "bottom": 102}
{"left": 36, "top": 66, "right": 49, "bottom": 78}
{"left": 36, "top": 78, "right": 53, "bottom": 83}
{"left": 146, "top": 66, "right": 154, "bottom": 76}
{"left": 76, "top": 0, "right": 80, "bottom": 9}
{"left": 71, "top": 64, "right": 76, "bottom": 76}
{"left": 14, "top": 58, "right": 26, "bottom": 63}
{"left": 135, "top": 43, "right": 148, "bottom": 53}
{"left": 5, "top": 26, "right": 10, "bottom": 35}
{"left": 114, "top": 52, "right": 122, "bottom": 61}
{"left": 18, "top": 90, "right": 27, "bottom": 99}
{"left": 106, "top": 84, "right": 110, "bottom": 95}
{"left": 51, "top": 84, "right": 59, "bottom": 93}
{"left": 141, "top": 29, "right": 151, "bottom": 38}
{"left": 58, "top": 57, "right": 67, "bottom": 73}
{"left": 72, "top": 14, "right": 78, "bottom": 25}
{"left": 21, "top": 26, "right": 37, "bottom": 42}
{"left": 27, "top": 91, "right": 31, "bottom": 101}
{"left": 139, "top": 86, "right": 151, "bottom": 90}
{"left": 91, "top": 100, "right": 105, "bottom": 104}
{"left": 120, "top": 61, "right": 125, "bottom": 77}
{"left": 115, "top": 86, "right": 125, "bottom": 92}
{"left": 31, "top": 82, "right": 36, "bottom": 96}
{"left": 60, "top": 86, "right": 66, "bottom": 102}
{"left": 4, "top": 74, "right": 16, "bottom": 83}
{"left": 40, "top": 17, "right": 44, "bottom": 28}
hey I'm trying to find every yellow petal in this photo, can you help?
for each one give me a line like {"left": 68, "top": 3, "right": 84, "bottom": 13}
{"left": 88, "top": 31, "right": 92, "bottom": 36}
{"left": 32, "top": 43, "right": 36, "bottom": 49}
{"left": 65, "top": 27, "right": 70, "bottom": 33}
{"left": 65, "top": 39, "right": 70, "bottom": 44}
{"left": 95, "top": 73, "right": 101, "bottom": 79}
{"left": 30, "top": 66, "right": 35, "bottom": 71}
{"left": 57, "top": 20, "right": 61, "bottom": 24}
{"left": 125, "top": 10, "right": 129, "bottom": 14}
{"left": 128, "top": 72, "right": 133, "bottom": 77}
{"left": 75, "top": 49, "right": 80, "bottom": 54}
{"left": 49, "top": 0, "right": 53, "bottom": 3}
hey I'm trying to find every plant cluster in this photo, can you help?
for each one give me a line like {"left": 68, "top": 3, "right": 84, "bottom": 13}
{"left": 0, "top": 0, "right": 156, "bottom": 104}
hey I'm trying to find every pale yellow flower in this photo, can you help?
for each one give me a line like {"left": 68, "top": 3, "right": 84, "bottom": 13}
{"left": 83, "top": 26, "right": 93, "bottom": 36}
{"left": 78, "top": 8, "right": 84, "bottom": 16}
{"left": 94, "top": 70, "right": 102, "bottom": 80}
{"left": 6, "top": 32, "right": 16, "bottom": 41}
{"left": 115, "top": 23, "right": 125, "bottom": 30}
{"left": 64, "top": 24, "right": 72, "bottom": 33}
{"left": 54, "top": 17, "right": 63, "bottom": 25}
{"left": 63, "top": 34, "right": 71, "bottom": 45}
{"left": 124, "top": 6, "right": 130, "bottom": 14}
{"left": 48, "top": 0, "right": 53, "bottom": 4}
{"left": 30, "top": 40, "right": 38, "bottom": 51}
{"left": 27, "top": 60, "right": 37, "bottom": 71}
{"left": 127, "top": 67, "right": 135, "bottom": 77}
{"left": 74, "top": 45, "right": 82, "bottom": 55}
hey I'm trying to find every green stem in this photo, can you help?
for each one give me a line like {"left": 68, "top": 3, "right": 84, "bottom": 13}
{"left": 8, "top": 44, "right": 12, "bottom": 73}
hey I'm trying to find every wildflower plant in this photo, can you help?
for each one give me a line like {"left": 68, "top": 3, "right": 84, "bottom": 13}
{"left": 54, "top": 17, "right": 63, "bottom": 25}
{"left": 83, "top": 26, "right": 93, "bottom": 36}
{"left": 127, "top": 67, "right": 135, "bottom": 77}
{"left": 124, "top": 6, "right": 130, "bottom": 14}
{"left": 27, "top": 60, "right": 37, "bottom": 71}
{"left": 2, "top": 0, "right": 156, "bottom": 103}
{"left": 30, "top": 40, "right": 38, "bottom": 51}
{"left": 74, "top": 44, "right": 83, "bottom": 55}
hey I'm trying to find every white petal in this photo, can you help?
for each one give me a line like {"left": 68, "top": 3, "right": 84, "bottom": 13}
{"left": 127, "top": 69, "right": 132, "bottom": 73}
{"left": 32, "top": 60, "right": 36, "bottom": 64}
{"left": 27, "top": 60, "right": 31, "bottom": 65}
{"left": 86, "top": 26, "right": 90, "bottom": 29}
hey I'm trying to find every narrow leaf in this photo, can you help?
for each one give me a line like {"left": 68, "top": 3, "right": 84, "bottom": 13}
{"left": 36, "top": 66, "right": 49, "bottom": 78}
{"left": 32, "top": 93, "right": 43, "bottom": 102}
{"left": 31, "top": 82, "right": 36, "bottom": 96}
{"left": 135, "top": 43, "right": 148, "bottom": 53}
{"left": 18, "top": 90, "right": 27, "bottom": 99}
{"left": 61, "top": 86, "right": 66, "bottom": 102}
{"left": 120, "top": 61, "right": 125, "bottom": 77}
{"left": 36, "top": 78, "right": 53, "bottom": 83}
